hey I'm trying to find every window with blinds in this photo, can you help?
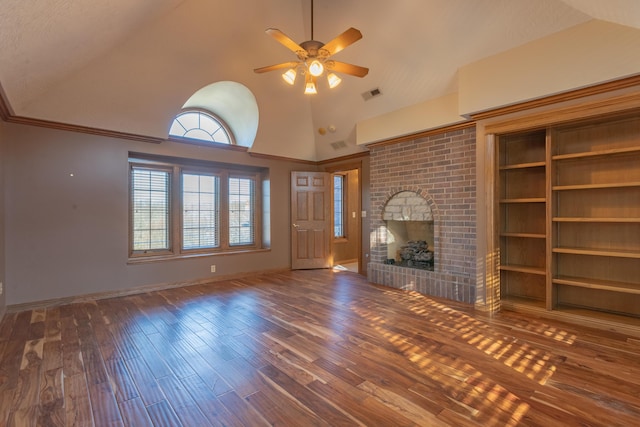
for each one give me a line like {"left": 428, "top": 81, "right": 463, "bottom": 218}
{"left": 229, "top": 176, "right": 255, "bottom": 246}
{"left": 131, "top": 167, "right": 171, "bottom": 252}
{"left": 129, "top": 156, "right": 264, "bottom": 259}
{"left": 182, "top": 173, "right": 219, "bottom": 250}
{"left": 334, "top": 174, "right": 345, "bottom": 238}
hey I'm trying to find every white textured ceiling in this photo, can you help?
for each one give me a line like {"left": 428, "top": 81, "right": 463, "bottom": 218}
{"left": 0, "top": 0, "right": 636, "bottom": 160}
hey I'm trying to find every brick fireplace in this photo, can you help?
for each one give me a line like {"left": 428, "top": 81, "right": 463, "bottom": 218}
{"left": 368, "top": 126, "right": 477, "bottom": 304}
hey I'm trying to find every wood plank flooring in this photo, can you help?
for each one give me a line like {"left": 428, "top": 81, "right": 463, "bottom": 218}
{"left": 1, "top": 269, "right": 639, "bottom": 426}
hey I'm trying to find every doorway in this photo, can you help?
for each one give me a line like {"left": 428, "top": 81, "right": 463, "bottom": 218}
{"left": 290, "top": 163, "right": 364, "bottom": 274}
{"left": 330, "top": 167, "right": 361, "bottom": 274}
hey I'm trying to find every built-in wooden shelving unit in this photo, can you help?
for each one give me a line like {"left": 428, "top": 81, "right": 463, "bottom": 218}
{"left": 497, "top": 112, "right": 640, "bottom": 329}
{"left": 498, "top": 130, "right": 549, "bottom": 306}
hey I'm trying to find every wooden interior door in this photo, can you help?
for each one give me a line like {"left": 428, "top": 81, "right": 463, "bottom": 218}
{"left": 291, "top": 171, "right": 332, "bottom": 269}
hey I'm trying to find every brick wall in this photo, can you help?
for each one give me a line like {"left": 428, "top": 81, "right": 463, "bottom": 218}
{"left": 368, "top": 126, "right": 477, "bottom": 303}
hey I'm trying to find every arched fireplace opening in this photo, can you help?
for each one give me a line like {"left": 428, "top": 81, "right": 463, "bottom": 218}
{"left": 382, "top": 191, "right": 435, "bottom": 271}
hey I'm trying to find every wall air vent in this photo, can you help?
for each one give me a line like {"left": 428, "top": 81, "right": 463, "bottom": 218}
{"left": 330, "top": 140, "right": 347, "bottom": 150}
{"left": 362, "top": 88, "right": 382, "bottom": 101}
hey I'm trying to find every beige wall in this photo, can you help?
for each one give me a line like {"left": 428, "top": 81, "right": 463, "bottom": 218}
{"left": 357, "top": 20, "right": 640, "bottom": 146}
{"left": 4, "top": 122, "right": 316, "bottom": 306}
{"left": 0, "top": 121, "right": 5, "bottom": 316}
{"left": 458, "top": 20, "right": 640, "bottom": 116}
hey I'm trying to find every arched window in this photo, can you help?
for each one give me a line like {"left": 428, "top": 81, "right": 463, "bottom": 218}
{"left": 169, "top": 110, "right": 234, "bottom": 144}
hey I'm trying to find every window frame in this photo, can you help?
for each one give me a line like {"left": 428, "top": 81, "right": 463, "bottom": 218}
{"left": 333, "top": 173, "right": 347, "bottom": 240}
{"left": 181, "top": 169, "right": 221, "bottom": 252}
{"left": 168, "top": 109, "right": 236, "bottom": 146}
{"left": 130, "top": 164, "right": 174, "bottom": 257}
{"left": 129, "top": 156, "right": 264, "bottom": 261}
{"left": 227, "top": 173, "right": 258, "bottom": 248}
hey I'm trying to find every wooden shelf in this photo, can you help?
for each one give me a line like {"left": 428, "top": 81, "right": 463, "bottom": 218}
{"left": 499, "top": 161, "right": 546, "bottom": 170}
{"left": 553, "top": 217, "right": 640, "bottom": 223}
{"left": 553, "top": 181, "right": 640, "bottom": 191}
{"left": 553, "top": 247, "right": 640, "bottom": 259}
{"left": 497, "top": 113, "right": 640, "bottom": 330}
{"left": 499, "top": 264, "right": 546, "bottom": 275}
{"left": 553, "top": 145, "right": 640, "bottom": 161}
{"left": 501, "top": 300, "right": 640, "bottom": 338}
{"left": 552, "top": 305, "right": 640, "bottom": 325}
{"left": 500, "top": 295, "right": 546, "bottom": 310}
{"left": 499, "top": 197, "right": 546, "bottom": 204}
{"left": 554, "top": 276, "right": 640, "bottom": 295}
{"left": 500, "top": 232, "right": 545, "bottom": 239}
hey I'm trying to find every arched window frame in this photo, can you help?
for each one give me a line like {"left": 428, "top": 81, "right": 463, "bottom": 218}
{"left": 168, "top": 109, "right": 236, "bottom": 146}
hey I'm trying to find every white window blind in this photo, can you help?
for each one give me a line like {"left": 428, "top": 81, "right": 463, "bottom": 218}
{"left": 129, "top": 156, "right": 264, "bottom": 259}
{"left": 182, "top": 173, "right": 219, "bottom": 250}
{"left": 131, "top": 168, "right": 171, "bottom": 251}
{"left": 229, "top": 176, "right": 255, "bottom": 246}
{"left": 334, "top": 174, "right": 345, "bottom": 238}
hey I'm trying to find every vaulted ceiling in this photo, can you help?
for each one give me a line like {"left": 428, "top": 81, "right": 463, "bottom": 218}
{"left": 1, "top": 0, "right": 639, "bottom": 161}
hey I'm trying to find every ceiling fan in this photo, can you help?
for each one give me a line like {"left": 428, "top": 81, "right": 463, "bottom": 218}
{"left": 254, "top": 0, "right": 368, "bottom": 94}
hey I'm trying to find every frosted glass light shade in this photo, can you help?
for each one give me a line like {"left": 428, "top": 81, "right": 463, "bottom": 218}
{"left": 304, "top": 81, "right": 317, "bottom": 94}
{"left": 327, "top": 73, "right": 342, "bottom": 88}
{"left": 308, "top": 60, "right": 324, "bottom": 77}
{"left": 282, "top": 69, "right": 297, "bottom": 85}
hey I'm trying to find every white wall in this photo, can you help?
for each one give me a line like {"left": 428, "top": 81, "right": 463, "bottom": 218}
{"left": 4, "top": 122, "right": 314, "bottom": 305}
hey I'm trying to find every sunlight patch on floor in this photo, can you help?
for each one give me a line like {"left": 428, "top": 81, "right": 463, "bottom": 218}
{"left": 333, "top": 262, "right": 358, "bottom": 272}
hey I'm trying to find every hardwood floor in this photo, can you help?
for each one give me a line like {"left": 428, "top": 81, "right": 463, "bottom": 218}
{"left": 1, "top": 269, "right": 639, "bottom": 426}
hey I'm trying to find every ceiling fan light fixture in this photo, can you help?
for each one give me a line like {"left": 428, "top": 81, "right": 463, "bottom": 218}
{"left": 308, "top": 60, "right": 324, "bottom": 77}
{"left": 282, "top": 68, "right": 297, "bottom": 85}
{"left": 254, "top": 0, "right": 367, "bottom": 95}
{"left": 304, "top": 74, "right": 317, "bottom": 95}
{"left": 327, "top": 73, "right": 342, "bottom": 88}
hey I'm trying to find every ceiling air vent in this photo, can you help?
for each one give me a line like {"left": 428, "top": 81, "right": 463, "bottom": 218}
{"left": 330, "top": 140, "right": 347, "bottom": 150}
{"left": 362, "top": 88, "right": 382, "bottom": 101}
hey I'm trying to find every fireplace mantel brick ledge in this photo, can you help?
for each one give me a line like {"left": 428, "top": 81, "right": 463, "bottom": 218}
{"left": 368, "top": 127, "right": 477, "bottom": 304}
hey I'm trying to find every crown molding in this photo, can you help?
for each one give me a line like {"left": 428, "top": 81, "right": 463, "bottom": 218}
{"left": 5, "top": 115, "right": 164, "bottom": 144}
{"left": 317, "top": 150, "right": 369, "bottom": 165}
{"left": 366, "top": 121, "right": 476, "bottom": 149}
{"left": 248, "top": 150, "right": 317, "bottom": 165}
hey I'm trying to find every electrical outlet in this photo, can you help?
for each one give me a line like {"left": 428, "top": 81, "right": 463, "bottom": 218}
{"left": 0, "top": 282, "right": 3, "bottom": 295}
{"left": 210, "top": 265, "right": 216, "bottom": 273}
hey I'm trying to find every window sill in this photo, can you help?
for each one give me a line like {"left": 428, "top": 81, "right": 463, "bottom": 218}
{"left": 127, "top": 248, "right": 271, "bottom": 265}
{"left": 333, "top": 237, "right": 349, "bottom": 244}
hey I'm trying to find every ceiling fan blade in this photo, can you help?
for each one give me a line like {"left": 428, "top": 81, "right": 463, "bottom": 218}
{"left": 330, "top": 61, "right": 369, "bottom": 78}
{"left": 254, "top": 61, "right": 300, "bottom": 74}
{"left": 265, "top": 28, "right": 308, "bottom": 58}
{"left": 320, "top": 27, "right": 363, "bottom": 57}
